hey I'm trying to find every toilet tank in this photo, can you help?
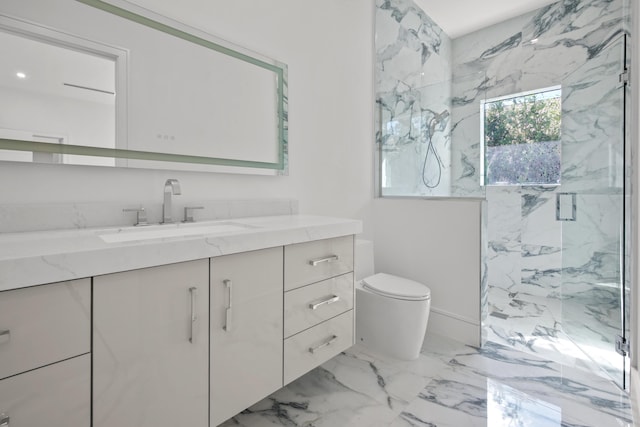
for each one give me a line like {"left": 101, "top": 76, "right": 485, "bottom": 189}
{"left": 355, "top": 239, "right": 375, "bottom": 281}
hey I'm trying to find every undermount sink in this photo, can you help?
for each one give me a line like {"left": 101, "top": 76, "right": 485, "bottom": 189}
{"left": 98, "top": 221, "right": 257, "bottom": 243}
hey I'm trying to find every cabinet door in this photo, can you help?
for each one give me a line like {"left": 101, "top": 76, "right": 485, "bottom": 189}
{"left": 0, "top": 278, "right": 90, "bottom": 380}
{"left": 284, "top": 273, "right": 354, "bottom": 338}
{"left": 210, "top": 247, "right": 283, "bottom": 426}
{"left": 0, "top": 354, "right": 90, "bottom": 427}
{"left": 93, "top": 260, "right": 209, "bottom": 427}
{"left": 284, "top": 310, "right": 353, "bottom": 385}
{"left": 284, "top": 235, "right": 354, "bottom": 291}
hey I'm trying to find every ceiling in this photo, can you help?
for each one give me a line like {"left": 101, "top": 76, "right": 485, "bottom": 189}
{"left": 413, "top": 0, "right": 559, "bottom": 39}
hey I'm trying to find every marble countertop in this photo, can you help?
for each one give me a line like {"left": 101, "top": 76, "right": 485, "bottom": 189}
{"left": 0, "top": 215, "right": 362, "bottom": 291}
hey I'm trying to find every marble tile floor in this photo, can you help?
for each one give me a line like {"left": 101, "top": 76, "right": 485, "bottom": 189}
{"left": 485, "top": 286, "right": 622, "bottom": 381}
{"left": 219, "top": 333, "right": 634, "bottom": 427}
{"left": 485, "top": 314, "right": 599, "bottom": 378}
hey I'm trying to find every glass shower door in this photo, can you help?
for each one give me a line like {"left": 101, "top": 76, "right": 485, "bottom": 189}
{"left": 559, "top": 34, "right": 628, "bottom": 388}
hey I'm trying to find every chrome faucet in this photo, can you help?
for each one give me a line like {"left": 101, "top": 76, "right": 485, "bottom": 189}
{"left": 162, "top": 179, "right": 182, "bottom": 223}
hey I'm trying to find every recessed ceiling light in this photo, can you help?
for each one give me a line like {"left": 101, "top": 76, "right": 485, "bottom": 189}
{"left": 16, "top": 72, "right": 26, "bottom": 79}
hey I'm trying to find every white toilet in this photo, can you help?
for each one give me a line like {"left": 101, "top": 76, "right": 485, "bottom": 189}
{"left": 355, "top": 239, "right": 431, "bottom": 360}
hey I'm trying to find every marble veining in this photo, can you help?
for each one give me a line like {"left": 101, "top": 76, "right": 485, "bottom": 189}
{"left": 219, "top": 333, "right": 633, "bottom": 426}
{"left": 0, "top": 214, "right": 362, "bottom": 291}
{"left": 376, "top": 0, "right": 453, "bottom": 197}
{"left": 447, "top": 0, "right": 627, "bottom": 196}
{"left": 472, "top": 0, "right": 628, "bottom": 385}
{"left": 377, "top": 0, "right": 628, "bottom": 378}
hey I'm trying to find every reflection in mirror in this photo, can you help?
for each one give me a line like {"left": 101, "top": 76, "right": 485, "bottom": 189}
{"left": 0, "top": 25, "right": 117, "bottom": 166}
{"left": 0, "top": 0, "right": 288, "bottom": 174}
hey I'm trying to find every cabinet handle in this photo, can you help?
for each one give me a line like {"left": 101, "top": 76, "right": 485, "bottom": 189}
{"left": 308, "top": 335, "right": 338, "bottom": 354}
{"left": 308, "top": 255, "right": 339, "bottom": 266}
{"left": 309, "top": 295, "right": 340, "bottom": 310}
{"left": 0, "top": 330, "right": 9, "bottom": 345}
{"left": 223, "top": 279, "right": 233, "bottom": 332}
{"left": 0, "top": 413, "right": 9, "bottom": 427}
{"left": 188, "top": 287, "right": 197, "bottom": 344}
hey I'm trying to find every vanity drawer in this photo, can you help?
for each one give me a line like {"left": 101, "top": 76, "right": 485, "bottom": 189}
{"left": 0, "top": 354, "right": 90, "bottom": 427}
{"left": 283, "top": 310, "right": 353, "bottom": 385}
{"left": 284, "top": 273, "right": 354, "bottom": 338}
{"left": 284, "top": 235, "right": 354, "bottom": 291}
{"left": 0, "top": 279, "right": 91, "bottom": 380}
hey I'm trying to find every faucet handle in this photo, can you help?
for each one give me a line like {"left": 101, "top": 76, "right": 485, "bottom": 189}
{"left": 123, "top": 207, "right": 149, "bottom": 226}
{"left": 183, "top": 206, "right": 204, "bottom": 223}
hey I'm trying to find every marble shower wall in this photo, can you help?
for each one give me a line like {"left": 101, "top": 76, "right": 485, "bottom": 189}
{"left": 376, "top": 0, "right": 626, "bottom": 197}
{"left": 450, "top": 0, "right": 627, "bottom": 197}
{"left": 560, "top": 36, "right": 626, "bottom": 378}
{"left": 485, "top": 186, "right": 564, "bottom": 339}
{"left": 470, "top": 0, "right": 628, "bottom": 379}
{"left": 375, "top": 0, "right": 452, "bottom": 197}
{"left": 376, "top": 0, "right": 629, "bottom": 377}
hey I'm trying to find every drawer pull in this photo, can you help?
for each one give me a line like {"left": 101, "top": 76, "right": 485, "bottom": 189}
{"left": 188, "top": 287, "right": 198, "bottom": 344}
{"left": 308, "top": 255, "right": 339, "bottom": 266}
{"left": 309, "top": 295, "right": 340, "bottom": 310}
{"left": 0, "top": 413, "right": 9, "bottom": 427}
{"left": 223, "top": 279, "right": 233, "bottom": 332}
{"left": 0, "top": 330, "right": 9, "bottom": 344}
{"left": 308, "top": 335, "right": 338, "bottom": 354}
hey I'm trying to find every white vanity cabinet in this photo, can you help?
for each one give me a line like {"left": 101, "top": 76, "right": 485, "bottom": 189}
{"left": 210, "top": 247, "right": 284, "bottom": 426}
{"left": 0, "top": 355, "right": 90, "bottom": 427}
{"left": 284, "top": 235, "right": 354, "bottom": 291}
{"left": 0, "top": 213, "right": 361, "bottom": 427}
{"left": 283, "top": 236, "right": 355, "bottom": 384}
{"left": 0, "top": 279, "right": 91, "bottom": 427}
{"left": 93, "top": 259, "right": 209, "bottom": 427}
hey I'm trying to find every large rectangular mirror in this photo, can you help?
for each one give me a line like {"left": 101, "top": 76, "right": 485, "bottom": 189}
{"left": 0, "top": 0, "right": 288, "bottom": 173}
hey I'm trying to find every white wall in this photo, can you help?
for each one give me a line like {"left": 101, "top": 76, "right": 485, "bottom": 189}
{"left": 373, "top": 198, "right": 483, "bottom": 345}
{"left": 0, "top": 0, "right": 375, "bottom": 233}
{"left": 2, "top": 0, "right": 481, "bottom": 347}
{"left": 0, "top": 86, "right": 114, "bottom": 152}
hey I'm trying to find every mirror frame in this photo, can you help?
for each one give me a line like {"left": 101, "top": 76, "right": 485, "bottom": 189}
{"left": 0, "top": 0, "right": 288, "bottom": 172}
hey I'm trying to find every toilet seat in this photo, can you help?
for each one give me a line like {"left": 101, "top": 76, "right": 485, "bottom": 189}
{"left": 361, "top": 273, "right": 431, "bottom": 301}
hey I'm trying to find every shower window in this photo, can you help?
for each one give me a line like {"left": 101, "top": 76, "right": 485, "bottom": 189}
{"left": 480, "top": 86, "right": 561, "bottom": 186}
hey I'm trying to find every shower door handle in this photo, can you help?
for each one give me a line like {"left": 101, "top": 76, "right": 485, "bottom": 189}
{"left": 556, "top": 192, "right": 577, "bottom": 221}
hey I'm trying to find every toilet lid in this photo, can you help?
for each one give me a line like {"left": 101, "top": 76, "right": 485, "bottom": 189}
{"left": 362, "top": 273, "right": 431, "bottom": 301}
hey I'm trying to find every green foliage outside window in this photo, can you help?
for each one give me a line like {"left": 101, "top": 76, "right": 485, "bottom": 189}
{"left": 485, "top": 92, "right": 561, "bottom": 146}
{"left": 483, "top": 88, "right": 561, "bottom": 185}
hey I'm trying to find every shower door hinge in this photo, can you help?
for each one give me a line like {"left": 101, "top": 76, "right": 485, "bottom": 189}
{"left": 619, "top": 69, "right": 630, "bottom": 86}
{"left": 615, "top": 335, "right": 630, "bottom": 356}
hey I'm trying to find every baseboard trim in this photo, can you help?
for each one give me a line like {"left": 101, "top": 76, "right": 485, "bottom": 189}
{"left": 430, "top": 306, "right": 480, "bottom": 326}
{"left": 428, "top": 306, "right": 480, "bottom": 347}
